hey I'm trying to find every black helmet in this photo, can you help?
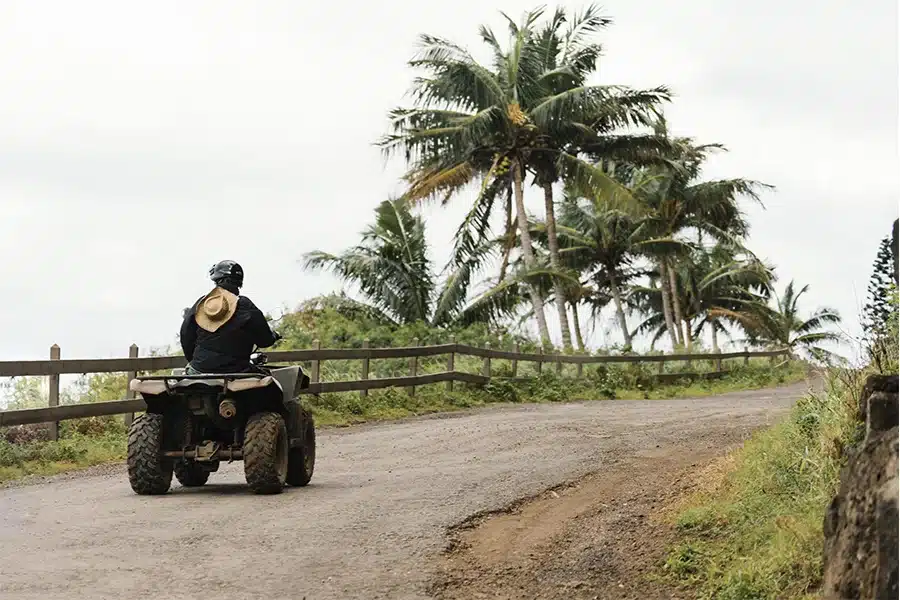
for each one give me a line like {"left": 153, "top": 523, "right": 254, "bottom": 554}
{"left": 209, "top": 260, "right": 244, "bottom": 288}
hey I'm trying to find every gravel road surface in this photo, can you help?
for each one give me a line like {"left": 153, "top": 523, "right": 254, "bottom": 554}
{"left": 0, "top": 383, "right": 810, "bottom": 600}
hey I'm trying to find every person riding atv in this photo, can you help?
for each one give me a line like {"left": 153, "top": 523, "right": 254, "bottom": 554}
{"left": 126, "top": 260, "right": 314, "bottom": 496}
{"left": 180, "top": 260, "right": 282, "bottom": 374}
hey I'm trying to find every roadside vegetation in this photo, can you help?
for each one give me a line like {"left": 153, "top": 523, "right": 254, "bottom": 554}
{"left": 662, "top": 370, "right": 857, "bottom": 599}
{"left": 662, "top": 229, "right": 897, "bottom": 599}
{"left": 0, "top": 362, "right": 805, "bottom": 484}
{"left": 0, "top": 305, "right": 808, "bottom": 483}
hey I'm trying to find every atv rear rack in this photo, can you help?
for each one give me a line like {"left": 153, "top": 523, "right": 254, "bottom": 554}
{"left": 137, "top": 372, "right": 268, "bottom": 381}
{"left": 130, "top": 373, "right": 278, "bottom": 396}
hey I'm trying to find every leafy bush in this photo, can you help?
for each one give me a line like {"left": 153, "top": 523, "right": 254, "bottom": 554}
{"left": 0, "top": 436, "right": 86, "bottom": 468}
{"left": 277, "top": 297, "right": 537, "bottom": 354}
{"left": 0, "top": 431, "right": 127, "bottom": 481}
{"left": 61, "top": 416, "right": 127, "bottom": 438}
{"left": 484, "top": 379, "right": 519, "bottom": 403}
{"left": 2, "top": 423, "right": 53, "bottom": 444}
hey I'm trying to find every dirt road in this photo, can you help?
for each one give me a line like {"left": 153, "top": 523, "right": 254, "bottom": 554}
{"left": 0, "top": 383, "right": 810, "bottom": 600}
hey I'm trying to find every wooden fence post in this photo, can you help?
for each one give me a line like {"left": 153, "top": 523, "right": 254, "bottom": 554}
{"left": 657, "top": 357, "right": 665, "bottom": 375}
{"left": 555, "top": 351, "right": 563, "bottom": 375}
{"left": 482, "top": 342, "right": 491, "bottom": 378}
{"left": 537, "top": 349, "right": 543, "bottom": 375}
{"left": 124, "top": 344, "right": 138, "bottom": 428}
{"left": 446, "top": 336, "right": 455, "bottom": 392}
{"left": 310, "top": 339, "right": 321, "bottom": 386}
{"left": 360, "top": 339, "right": 370, "bottom": 399}
{"left": 577, "top": 359, "right": 583, "bottom": 378}
{"left": 408, "top": 338, "right": 419, "bottom": 396}
{"left": 511, "top": 343, "right": 519, "bottom": 378}
{"left": 744, "top": 347, "right": 750, "bottom": 366}
{"left": 715, "top": 353, "right": 723, "bottom": 373}
{"left": 49, "top": 344, "right": 60, "bottom": 441}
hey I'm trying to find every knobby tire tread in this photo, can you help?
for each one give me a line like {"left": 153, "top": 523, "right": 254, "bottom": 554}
{"left": 127, "top": 413, "right": 173, "bottom": 495}
{"left": 174, "top": 460, "right": 210, "bottom": 487}
{"left": 287, "top": 415, "right": 315, "bottom": 487}
{"left": 243, "top": 412, "right": 287, "bottom": 495}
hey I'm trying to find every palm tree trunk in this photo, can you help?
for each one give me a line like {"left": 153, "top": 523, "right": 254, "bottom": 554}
{"left": 658, "top": 260, "right": 680, "bottom": 349}
{"left": 710, "top": 319, "right": 720, "bottom": 353}
{"left": 608, "top": 272, "right": 632, "bottom": 351}
{"left": 571, "top": 301, "right": 586, "bottom": 352}
{"left": 542, "top": 183, "right": 572, "bottom": 351}
{"left": 512, "top": 157, "right": 552, "bottom": 348}
{"left": 498, "top": 189, "right": 514, "bottom": 282}
{"left": 667, "top": 259, "right": 686, "bottom": 347}
{"left": 683, "top": 318, "right": 693, "bottom": 352}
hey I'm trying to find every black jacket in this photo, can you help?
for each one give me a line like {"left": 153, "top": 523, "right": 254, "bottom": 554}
{"left": 180, "top": 292, "right": 279, "bottom": 373}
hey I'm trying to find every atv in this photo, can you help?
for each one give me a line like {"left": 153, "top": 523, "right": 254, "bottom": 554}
{"left": 126, "top": 350, "right": 315, "bottom": 495}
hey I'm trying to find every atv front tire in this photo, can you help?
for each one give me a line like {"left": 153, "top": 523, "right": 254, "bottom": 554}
{"left": 174, "top": 460, "right": 210, "bottom": 487}
{"left": 287, "top": 414, "right": 315, "bottom": 487}
{"left": 127, "top": 413, "right": 173, "bottom": 495}
{"left": 243, "top": 412, "right": 288, "bottom": 494}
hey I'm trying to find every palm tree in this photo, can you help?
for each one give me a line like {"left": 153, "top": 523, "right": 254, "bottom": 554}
{"left": 303, "top": 198, "right": 524, "bottom": 328}
{"left": 744, "top": 280, "right": 843, "bottom": 361}
{"left": 562, "top": 280, "right": 594, "bottom": 352}
{"left": 522, "top": 6, "right": 672, "bottom": 352}
{"left": 378, "top": 5, "right": 670, "bottom": 349}
{"left": 463, "top": 234, "right": 586, "bottom": 334}
{"left": 630, "top": 244, "right": 775, "bottom": 353}
{"left": 550, "top": 182, "right": 673, "bottom": 351}
{"left": 302, "top": 199, "right": 434, "bottom": 325}
{"left": 682, "top": 245, "right": 775, "bottom": 353}
{"left": 631, "top": 120, "right": 773, "bottom": 350}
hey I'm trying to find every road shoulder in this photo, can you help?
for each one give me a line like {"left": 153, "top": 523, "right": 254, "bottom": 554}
{"left": 428, "top": 420, "right": 768, "bottom": 600}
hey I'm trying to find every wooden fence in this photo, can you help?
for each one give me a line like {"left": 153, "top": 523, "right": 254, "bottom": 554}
{"left": 0, "top": 341, "right": 791, "bottom": 437}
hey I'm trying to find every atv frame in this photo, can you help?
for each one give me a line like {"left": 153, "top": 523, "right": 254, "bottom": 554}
{"left": 126, "top": 352, "right": 315, "bottom": 495}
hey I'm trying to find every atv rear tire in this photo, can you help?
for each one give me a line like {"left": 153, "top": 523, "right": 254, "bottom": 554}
{"left": 174, "top": 460, "right": 210, "bottom": 487}
{"left": 243, "top": 412, "right": 288, "bottom": 494}
{"left": 287, "top": 414, "right": 315, "bottom": 487}
{"left": 127, "top": 413, "right": 173, "bottom": 495}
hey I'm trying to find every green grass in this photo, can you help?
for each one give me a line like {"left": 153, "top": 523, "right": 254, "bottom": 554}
{"left": 308, "top": 360, "right": 808, "bottom": 425}
{"left": 0, "top": 361, "right": 808, "bottom": 484}
{"left": 0, "top": 431, "right": 127, "bottom": 483}
{"left": 660, "top": 369, "right": 863, "bottom": 599}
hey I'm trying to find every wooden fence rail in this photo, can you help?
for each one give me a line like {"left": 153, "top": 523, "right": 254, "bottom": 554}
{"left": 0, "top": 343, "right": 791, "bottom": 434}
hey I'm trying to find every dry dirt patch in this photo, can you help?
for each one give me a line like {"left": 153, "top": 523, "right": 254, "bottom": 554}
{"left": 430, "top": 427, "right": 762, "bottom": 600}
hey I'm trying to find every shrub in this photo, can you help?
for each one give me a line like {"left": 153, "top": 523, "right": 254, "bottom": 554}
{"left": 484, "top": 379, "right": 519, "bottom": 403}
{"left": 2, "top": 423, "right": 53, "bottom": 444}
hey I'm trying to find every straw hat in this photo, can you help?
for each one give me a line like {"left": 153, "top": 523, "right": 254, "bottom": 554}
{"left": 195, "top": 287, "right": 238, "bottom": 332}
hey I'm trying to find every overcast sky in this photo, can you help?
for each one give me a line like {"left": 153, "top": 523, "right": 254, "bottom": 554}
{"left": 0, "top": 0, "right": 895, "bottom": 365}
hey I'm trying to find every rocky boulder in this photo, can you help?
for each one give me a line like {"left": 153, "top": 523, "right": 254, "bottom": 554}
{"left": 857, "top": 373, "right": 898, "bottom": 430}
{"left": 823, "top": 374, "right": 898, "bottom": 600}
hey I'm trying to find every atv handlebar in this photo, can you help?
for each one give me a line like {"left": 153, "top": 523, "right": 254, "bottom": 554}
{"left": 250, "top": 348, "right": 269, "bottom": 367}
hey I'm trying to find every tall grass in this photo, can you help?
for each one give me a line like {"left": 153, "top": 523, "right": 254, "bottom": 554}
{"left": 662, "top": 369, "right": 863, "bottom": 599}
{"left": 0, "top": 429, "right": 127, "bottom": 483}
